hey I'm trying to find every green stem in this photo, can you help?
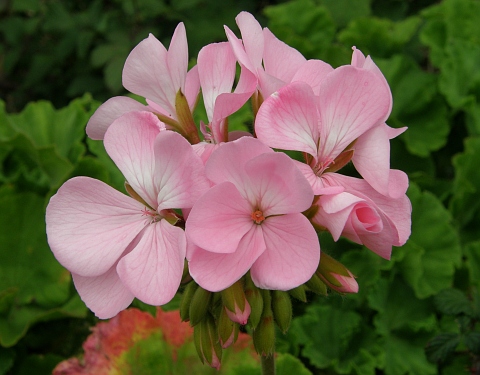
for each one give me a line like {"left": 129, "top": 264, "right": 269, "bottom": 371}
{"left": 261, "top": 353, "right": 276, "bottom": 375}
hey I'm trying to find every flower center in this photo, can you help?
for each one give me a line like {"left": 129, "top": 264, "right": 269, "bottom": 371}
{"left": 251, "top": 209, "right": 265, "bottom": 224}
{"left": 141, "top": 207, "right": 161, "bottom": 223}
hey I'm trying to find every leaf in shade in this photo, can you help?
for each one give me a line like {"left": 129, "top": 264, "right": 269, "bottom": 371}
{"left": 434, "top": 288, "right": 473, "bottom": 316}
{"left": 464, "top": 332, "right": 480, "bottom": 354}
{"left": 425, "top": 333, "right": 460, "bottom": 363}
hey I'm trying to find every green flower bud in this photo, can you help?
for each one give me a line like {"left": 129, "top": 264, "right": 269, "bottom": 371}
{"left": 272, "top": 290, "right": 292, "bottom": 334}
{"left": 218, "top": 306, "right": 239, "bottom": 348}
{"left": 221, "top": 280, "right": 250, "bottom": 324}
{"left": 244, "top": 274, "right": 263, "bottom": 329}
{"left": 193, "top": 313, "right": 222, "bottom": 369}
{"left": 317, "top": 253, "right": 358, "bottom": 294}
{"left": 305, "top": 272, "right": 328, "bottom": 296}
{"left": 288, "top": 285, "right": 308, "bottom": 302}
{"left": 253, "top": 290, "right": 275, "bottom": 356}
{"left": 180, "top": 281, "right": 198, "bottom": 322}
{"left": 189, "top": 285, "right": 212, "bottom": 326}
{"left": 175, "top": 89, "right": 200, "bottom": 144}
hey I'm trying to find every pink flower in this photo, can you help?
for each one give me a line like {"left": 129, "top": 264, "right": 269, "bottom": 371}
{"left": 46, "top": 111, "right": 209, "bottom": 318}
{"left": 255, "top": 63, "right": 392, "bottom": 194}
{"left": 86, "top": 23, "right": 200, "bottom": 140}
{"left": 313, "top": 173, "right": 411, "bottom": 259}
{"left": 186, "top": 137, "right": 320, "bottom": 292}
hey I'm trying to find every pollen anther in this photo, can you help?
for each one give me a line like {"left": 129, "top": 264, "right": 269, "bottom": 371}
{"left": 251, "top": 209, "right": 265, "bottom": 224}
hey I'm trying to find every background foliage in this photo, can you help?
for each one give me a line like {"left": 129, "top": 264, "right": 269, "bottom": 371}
{"left": 1, "top": 0, "right": 480, "bottom": 374}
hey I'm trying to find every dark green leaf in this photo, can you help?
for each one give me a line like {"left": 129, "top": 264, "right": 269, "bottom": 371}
{"left": 464, "top": 332, "right": 480, "bottom": 354}
{"left": 425, "top": 332, "right": 460, "bottom": 363}
{"left": 434, "top": 289, "right": 473, "bottom": 316}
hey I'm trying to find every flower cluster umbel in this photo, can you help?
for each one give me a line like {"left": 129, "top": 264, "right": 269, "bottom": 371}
{"left": 46, "top": 11, "right": 411, "bottom": 368}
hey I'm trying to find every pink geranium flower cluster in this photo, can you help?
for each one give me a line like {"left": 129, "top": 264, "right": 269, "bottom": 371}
{"left": 46, "top": 12, "right": 411, "bottom": 320}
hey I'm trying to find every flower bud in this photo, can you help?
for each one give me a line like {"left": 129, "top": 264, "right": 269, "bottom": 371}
{"left": 288, "top": 285, "right": 308, "bottom": 302}
{"left": 189, "top": 285, "right": 213, "bottom": 326}
{"left": 193, "top": 314, "right": 222, "bottom": 370}
{"left": 220, "top": 280, "right": 251, "bottom": 325}
{"left": 253, "top": 290, "right": 275, "bottom": 356}
{"left": 180, "top": 281, "right": 198, "bottom": 322}
{"left": 244, "top": 274, "right": 264, "bottom": 329}
{"left": 317, "top": 253, "right": 358, "bottom": 294}
{"left": 271, "top": 291, "right": 292, "bottom": 334}
{"left": 218, "top": 306, "right": 239, "bottom": 348}
{"left": 304, "top": 272, "right": 328, "bottom": 296}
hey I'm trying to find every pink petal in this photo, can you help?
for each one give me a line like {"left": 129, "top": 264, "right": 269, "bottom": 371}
{"left": 257, "top": 69, "right": 286, "bottom": 98}
{"left": 291, "top": 59, "right": 334, "bottom": 96}
{"left": 353, "top": 124, "right": 390, "bottom": 196}
{"left": 86, "top": 97, "right": 147, "bottom": 140}
{"left": 205, "top": 137, "right": 273, "bottom": 188}
{"left": 351, "top": 46, "right": 366, "bottom": 67}
{"left": 385, "top": 123, "right": 407, "bottom": 139}
{"left": 262, "top": 28, "right": 306, "bottom": 83}
{"left": 167, "top": 23, "right": 188, "bottom": 99}
{"left": 255, "top": 82, "right": 319, "bottom": 157}
{"left": 104, "top": 111, "right": 164, "bottom": 208}
{"left": 318, "top": 66, "right": 391, "bottom": 162}
{"left": 243, "top": 152, "right": 313, "bottom": 215}
{"left": 185, "top": 65, "right": 200, "bottom": 110}
{"left": 224, "top": 25, "right": 257, "bottom": 74}
{"left": 72, "top": 266, "right": 134, "bottom": 319}
{"left": 198, "top": 42, "right": 237, "bottom": 122}
{"left": 46, "top": 177, "right": 147, "bottom": 277}
{"left": 189, "top": 225, "right": 266, "bottom": 292}
{"left": 185, "top": 182, "right": 253, "bottom": 254}
{"left": 117, "top": 221, "right": 186, "bottom": 305}
{"left": 153, "top": 131, "right": 209, "bottom": 210}
{"left": 123, "top": 34, "right": 175, "bottom": 117}
{"left": 314, "top": 192, "right": 367, "bottom": 241}
{"left": 235, "top": 12, "right": 264, "bottom": 71}
{"left": 251, "top": 214, "right": 320, "bottom": 290}
{"left": 388, "top": 169, "right": 409, "bottom": 199}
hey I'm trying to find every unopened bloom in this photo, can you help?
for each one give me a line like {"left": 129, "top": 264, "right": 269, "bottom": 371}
{"left": 186, "top": 137, "right": 320, "bottom": 292}
{"left": 46, "top": 111, "right": 209, "bottom": 318}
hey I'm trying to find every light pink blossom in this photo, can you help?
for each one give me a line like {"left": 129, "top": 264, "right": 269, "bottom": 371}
{"left": 313, "top": 173, "right": 411, "bottom": 259}
{"left": 255, "top": 64, "right": 392, "bottom": 194}
{"left": 46, "top": 111, "right": 209, "bottom": 318}
{"left": 186, "top": 137, "right": 320, "bottom": 292}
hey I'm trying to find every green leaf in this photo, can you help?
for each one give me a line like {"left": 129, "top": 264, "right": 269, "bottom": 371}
{"left": 383, "top": 333, "right": 437, "bottom": 375}
{"left": 368, "top": 278, "right": 436, "bottom": 335}
{"left": 464, "top": 332, "right": 480, "bottom": 354}
{"left": 451, "top": 137, "right": 480, "bottom": 226}
{"left": 465, "top": 241, "right": 480, "bottom": 287}
{"left": 292, "top": 303, "right": 381, "bottom": 374}
{"left": 264, "top": 0, "right": 336, "bottom": 59}
{"left": 338, "top": 16, "right": 421, "bottom": 58}
{"left": 319, "top": 0, "right": 371, "bottom": 28}
{"left": 396, "top": 183, "right": 461, "bottom": 298}
{"left": 434, "top": 288, "right": 473, "bottom": 316}
{"left": 0, "top": 348, "right": 15, "bottom": 375}
{"left": 276, "top": 353, "right": 312, "bottom": 375}
{"left": 425, "top": 333, "right": 460, "bottom": 363}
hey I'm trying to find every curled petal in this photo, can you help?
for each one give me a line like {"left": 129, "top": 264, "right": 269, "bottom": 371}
{"left": 46, "top": 177, "right": 147, "bottom": 277}
{"left": 117, "top": 221, "right": 186, "bottom": 305}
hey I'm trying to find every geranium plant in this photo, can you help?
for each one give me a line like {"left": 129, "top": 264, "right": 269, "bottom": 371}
{"left": 45, "top": 11, "right": 411, "bottom": 374}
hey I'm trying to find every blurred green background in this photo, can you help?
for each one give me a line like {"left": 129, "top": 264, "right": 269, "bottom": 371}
{"left": 1, "top": 0, "right": 480, "bottom": 374}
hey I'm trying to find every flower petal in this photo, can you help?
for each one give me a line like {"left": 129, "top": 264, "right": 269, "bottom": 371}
{"left": 244, "top": 152, "right": 313, "bottom": 215}
{"left": 86, "top": 97, "right": 147, "bottom": 140}
{"left": 235, "top": 11, "right": 264, "bottom": 71}
{"left": 205, "top": 137, "right": 273, "bottom": 188}
{"left": 186, "top": 182, "right": 253, "bottom": 254}
{"left": 189, "top": 225, "right": 265, "bottom": 292}
{"left": 104, "top": 111, "right": 164, "bottom": 208}
{"left": 251, "top": 214, "right": 320, "bottom": 290}
{"left": 153, "top": 131, "right": 209, "bottom": 210}
{"left": 291, "top": 59, "right": 334, "bottom": 96}
{"left": 72, "top": 267, "right": 134, "bottom": 319}
{"left": 117, "top": 221, "right": 186, "bottom": 305}
{"left": 255, "top": 81, "right": 319, "bottom": 157}
{"left": 318, "top": 66, "right": 391, "bottom": 161}
{"left": 46, "top": 177, "right": 147, "bottom": 277}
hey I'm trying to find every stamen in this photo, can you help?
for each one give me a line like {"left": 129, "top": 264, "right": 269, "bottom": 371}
{"left": 251, "top": 210, "right": 265, "bottom": 224}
